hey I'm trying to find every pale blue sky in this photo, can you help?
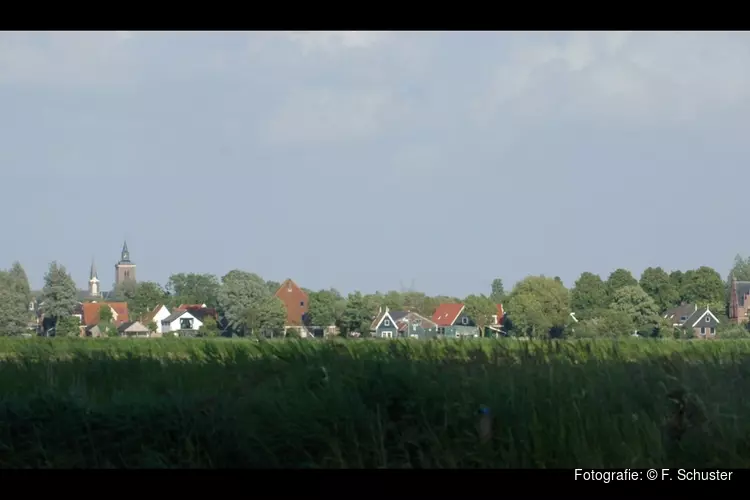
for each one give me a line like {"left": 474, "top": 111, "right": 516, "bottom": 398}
{"left": 2, "top": 31, "right": 750, "bottom": 296}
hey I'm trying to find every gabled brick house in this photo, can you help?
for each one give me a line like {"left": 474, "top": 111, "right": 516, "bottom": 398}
{"left": 275, "top": 278, "right": 310, "bottom": 336}
{"left": 729, "top": 276, "right": 750, "bottom": 324}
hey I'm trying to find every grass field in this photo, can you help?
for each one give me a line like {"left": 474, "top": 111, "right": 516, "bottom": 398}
{"left": 0, "top": 337, "right": 748, "bottom": 468}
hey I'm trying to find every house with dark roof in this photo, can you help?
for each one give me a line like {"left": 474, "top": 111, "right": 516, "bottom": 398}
{"left": 370, "top": 308, "right": 440, "bottom": 339}
{"left": 663, "top": 303, "right": 699, "bottom": 327}
{"left": 682, "top": 306, "right": 720, "bottom": 338}
{"left": 431, "top": 303, "right": 505, "bottom": 338}
{"left": 161, "top": 310, "right": 203, "bottom": 336}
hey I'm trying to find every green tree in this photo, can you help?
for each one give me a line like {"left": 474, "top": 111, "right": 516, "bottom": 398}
{"left": 577, "top": 309, "right": 635, "bottom": 338}
{"left": 570, "top": 272, "right": 608, "bottom": 320}
{"left": 127, "top": 281, "right": 168, "bottom": 320}
{"left": 256, "top": 296, "right": 287, "bottom": 337}
{"left": 40, "top": 261, "right": 78, "bottom": 331}
{"left": 639, "top": 266, "right": 679, "bottom": 312}
{"left": 341, "top": 291, "right": 374, "bottom": 336}
{"left": 286, "top": 327, "right": 301, "bottom": 339}
{"left": 464, "top": 294, "right": 497, "bottom": 338}
{"left": 265, "top": 280, "right": 281, "bottom": 295}
{"left": 8, "top": 262, "right": 31, "bottom": 318}
{"left": 606, "top": 268, "right": 638, "bottom": 297}
{"left": 728, "top": 254, "right": 750, "bottom": 282}
{"left": 217, "top": 270, "right": 270, "bottom": 335}
{"left": 56, "top": 315, "right": 81, "bottom": 337}
{"left": 199, "top": 316, "right": 221, "bottom": 337}
{"left": 308, "top": 289, "right": 342, "bottom": 328}
{"left": 99, "top": 304, "right": 113, "bottom": 323}
{"left": 504, "top": 276, "right": 570, "bottom": 338}
{"left": 680, "top": 267, "right": 725, "bottom": 312}
{"left": 147, "top": 321, "right": 157, "bottom": 334}
{"left": 490, "top": 278, "right": 505, "bottom": 303}
{"left": 609, "top": 285, "right": 660, "bottom": 334}
{"left": 166, "top": 273, "right": 220, "bottom": 307}
{"left": 0, "top": 271, "right": 29, "bottom": 335}
{"left": 670, "top": 270, "right": 684, "bottom": 296}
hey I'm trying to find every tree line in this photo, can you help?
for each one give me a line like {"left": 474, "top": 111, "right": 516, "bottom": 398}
{"left": 2, "top": 255, "right": 750, "bottom": 338}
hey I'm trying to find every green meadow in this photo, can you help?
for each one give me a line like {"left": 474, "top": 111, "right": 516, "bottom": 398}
{"left": 0, "top": 337, "right": 748, "bottom": 468}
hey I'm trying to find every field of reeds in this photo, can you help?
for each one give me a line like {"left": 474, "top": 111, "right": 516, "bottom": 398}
{"left": 0, "top": 337, "right": 748, "bottom": 468}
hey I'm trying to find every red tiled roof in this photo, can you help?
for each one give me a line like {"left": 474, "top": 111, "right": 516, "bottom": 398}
{"left": 432, "top": 303, "right": 464, "bottom": 326}
{"left": 496, "top": 304, "right": 504, "bottom": 323}
{"left": 81, "top": 302, "right": 129, "bottom": 326}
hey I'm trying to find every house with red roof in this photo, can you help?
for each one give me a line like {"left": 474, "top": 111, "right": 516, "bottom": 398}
{"left": 432, "top": 303, "right": 505, "bottom": 338}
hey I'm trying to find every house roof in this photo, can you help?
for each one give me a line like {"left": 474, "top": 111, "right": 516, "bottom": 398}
{"left": 275, "top": 279, "right": 309, "bottom": 299}
{"left": 397, "top": 311, "right": 438, "bottom": 332}
{"left": 683, "top": 306, "right": 720, "bottom": 327}
{"left": 431, "top": 303, "right": 504, "bottom": 327}
{"left": 735, "top": 281, "right": 750, "bottom": 307}
{"left": 81, "top": 302, "right": 129, "bottom": 326}
{"left": 432, "top": 303, "right": 465, "bottom": 326}
{"left": 118, "top": 321, "right": 149, "bottom": 333}
{"left": 663, "top": 303, "right": 697, "bottom": 325}
{"left": 370, "top": 309, "right": 409, "bottom": 330}
{"left": 161, "top": 310, "right": 194, "bottom": 324}
{"left": 142, "top": 304, "right": 167, "bottom": 324}
{"left": 176, "top": 304, "right": 207, "bottom": 310}
{"left": 184, "top": 307, "right": 217, "bottom": 322}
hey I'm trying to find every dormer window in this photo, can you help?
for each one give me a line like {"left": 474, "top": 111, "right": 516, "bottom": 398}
{"left": 680, "top": 316, "right": 687, "bottom": 321}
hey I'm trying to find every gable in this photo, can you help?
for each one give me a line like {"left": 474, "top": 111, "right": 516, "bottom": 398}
{"left": 275, "top": 278, "right": 309, "bottom": 326}
{"left": 374, "top": 311, "right": 399, "bottom": 331}
{"left": 432, "top": 304, "right": 464, "bottom": 326}
{"left": 688, "top": 308, "right": 720, "bottom": 328}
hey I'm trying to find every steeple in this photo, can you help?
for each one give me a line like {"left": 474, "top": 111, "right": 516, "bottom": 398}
{"left": 89, "top": 258, "right": 98, "bottom": 281}
{"left": 120, "top": 240, "right": 130, "bottom": 263}
{"left": 89, "top": 257, "right": 100, "bottom": 297}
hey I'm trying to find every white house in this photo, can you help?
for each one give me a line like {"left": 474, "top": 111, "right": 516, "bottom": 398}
{"left": 143, "top": 304, "right": 172, "bottom": 334}
{"left": 160, "top": 310, "right": 203, "bottom": 336}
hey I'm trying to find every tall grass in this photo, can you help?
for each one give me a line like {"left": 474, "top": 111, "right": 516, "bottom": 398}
{"left": 0, "top": 337, "right": 748, "bottom": 468}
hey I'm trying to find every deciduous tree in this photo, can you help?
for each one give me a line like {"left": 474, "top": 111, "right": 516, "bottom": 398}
{"left": 639, "top": 266, "right": 679, "bottom": 312}
{"left": 217, "top": 270, "right": 270, "bottom": 335}
{"left": 490, "top": 278, "right": 505, "bottom": 303}
{"left": 505, "top": 276, "right": 570, "bottom": 338}
{"left": 606, "top": 269, "right": 638, "bottom": 297}
{"left": 570, "top": 272, "right": 608, "bottom": 320}
{"left": 464, "top": 294, "right": 497, "bottom": 338}
{"left": 166, "top": 273, "right": 220, "bottom": 307}
{"left": 609, "top": 285, "right": 660, "bottom": 333}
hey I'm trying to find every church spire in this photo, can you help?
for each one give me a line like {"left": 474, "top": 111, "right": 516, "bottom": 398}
{"left": 121, "top": 240, "right": 130, "bottom": 263}
{"left": 90, "top": 258, "right": 98, "bottom": 281}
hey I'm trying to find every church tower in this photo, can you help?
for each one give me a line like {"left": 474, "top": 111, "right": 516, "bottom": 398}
{"left": 88, "top": 258, "right": 100, "bottom": 297}
{"left": 115, "top": 241, "right": 136, "bottom": 287}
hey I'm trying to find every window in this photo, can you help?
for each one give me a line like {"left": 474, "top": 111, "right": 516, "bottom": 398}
{"left": 680, "top": 316, "right": 687, "bottom": 321}
{"left": 300, "top": 301, "right": 304, "bottom": 306}
{"left": 700, "top": 327, "right": 705, "bottom": 335}
{"left": 710, "top": 327, "right": 716, "bottom": 335}
{"left": 383, "top": 319, "right": 390, "bottom": 327}
{"left": 461, "top": 316, "right": 469, "bottom": 325}
{"left": 705, "top": 316, "right": 710, "bottom": 322}
{"left": 180, "top": 318, "right": 194, "bottom": 330}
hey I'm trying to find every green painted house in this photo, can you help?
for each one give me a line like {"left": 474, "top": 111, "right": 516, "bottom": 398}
{"left": 369, "top": 308, "right": 439, "bottom": 339}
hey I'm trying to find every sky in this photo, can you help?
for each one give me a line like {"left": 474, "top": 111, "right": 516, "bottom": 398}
{"left": 2, "top": 31, "right": 750, "bottom": 297}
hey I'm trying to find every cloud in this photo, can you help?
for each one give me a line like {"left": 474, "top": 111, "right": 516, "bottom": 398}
{"left": 282, "top": 31, "right": 390, "bottom": 52}
{"left": 477, "top": 32, "right": 750, "bottom": 126}
{"left": 0, "top": 31, "right": 137, "bottom": 87}
{"left": 261, "top": 87, "right": 408, "bottom": 145}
